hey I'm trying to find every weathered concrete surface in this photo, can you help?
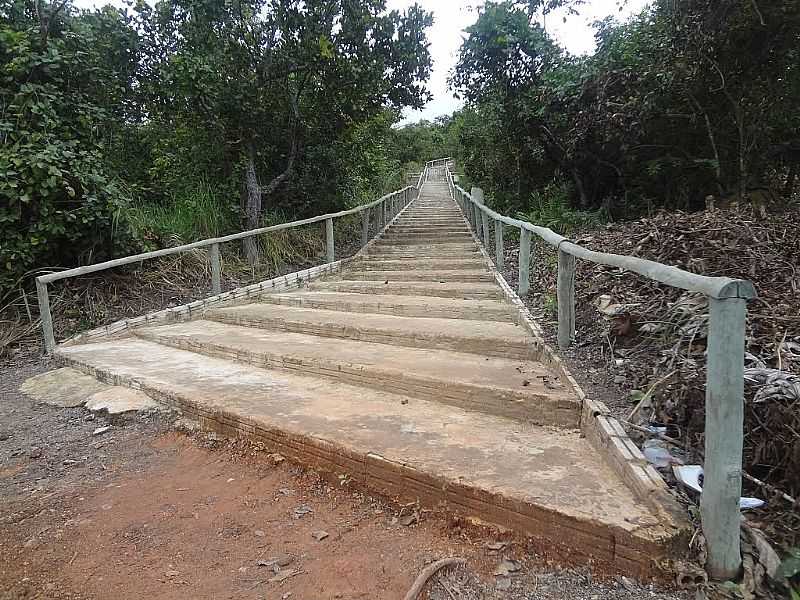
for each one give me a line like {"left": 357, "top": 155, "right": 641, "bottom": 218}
{"left": 342, "top": 269, "right": 494, "bottom": 282}
{"left": 85, "top": 387, "right": 163, "bottom": 414}
{"left": 20, "top": 367, "right": 110, "bottom": 407}
{"left": 56, "top": 338, "right": 676, "bottom": 575}
{"left": 258, "top": 291, "right": 519, "bottom": 322}
{"left": 311, "top": 279, "right": 504, "bottom": 300}
{"left": 132, "top": 319, "right": 578, "bottom": 427}
{"left": 206, "top": 303, "right": 538, "bottom": 359}
{"left": 353, "top": 257, "right": 488, "bottom": 271}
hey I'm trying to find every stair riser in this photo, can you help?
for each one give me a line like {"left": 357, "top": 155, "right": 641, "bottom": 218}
{"left": 258, "top": 295, "right": 517, "bottom": 322}
{"left": 134, "top": 331, "right": 579, "bottom": 428}
{"left": 344, "top": 271, "right": 494, "bottom": 282}
{"left": 55, "top": 351, "right": 658, "bottom": 578}
{"left": 206, "top": 313, "right": 540, "bottom": 361}
{"left": 311, "top": 282, "right": 504, "bottom": 300}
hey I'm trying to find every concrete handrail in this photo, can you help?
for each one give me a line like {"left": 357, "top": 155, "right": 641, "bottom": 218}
{"left": 36, "top": 173, "right": 425, "bottom": 354}
{"left": 444, "top": 160, "right": 754, "bottom": 581}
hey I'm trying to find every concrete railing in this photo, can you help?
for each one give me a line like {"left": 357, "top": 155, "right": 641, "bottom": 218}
{"left": 443, "top": 161, "right": 755, "bottom": 581}
{"left": 36, "top": 173, "right": 426, "bottom": 356}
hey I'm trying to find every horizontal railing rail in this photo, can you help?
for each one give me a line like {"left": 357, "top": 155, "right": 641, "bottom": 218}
{"left": 36, "top": 173, "right": 425, "bottom": 355}
{"left": 443, "top": 161, "right": 754, "bottom": 581}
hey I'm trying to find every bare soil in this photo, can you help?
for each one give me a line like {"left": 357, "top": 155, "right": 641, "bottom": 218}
{"left": 0, "top": 354, "right": 689, "bottom": 600}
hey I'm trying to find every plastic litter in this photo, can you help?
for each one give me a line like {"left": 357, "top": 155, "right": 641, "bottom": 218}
{"left": 672, "top": 465, "right": 765, "bottom": 510}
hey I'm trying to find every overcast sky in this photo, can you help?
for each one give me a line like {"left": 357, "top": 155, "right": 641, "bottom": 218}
{"left": 73, "top": 0, "right": 651, "bottom": 123}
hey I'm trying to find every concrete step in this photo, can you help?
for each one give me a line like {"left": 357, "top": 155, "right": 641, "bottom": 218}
{"left": 257, "top": 291, "right": 519, "bottom": 322}
{"left": 56, "top": 338, "right": 673, "bottom": 576}
{"left": 378, "top": 236, "right": 475, "bottom": 246}
{"left": 389, "top": 226, "right": 471, "bottom": 233}
{"left": 393, "top": 221, "right": 468, "bottom": 228}
{"left": 311, "top": 279, "right": 504, "bottom": 300}
{"left": 343, "top": 269, "right": 494, "bottom": 282}
{"left": 365, "top": 250, "right": 483, "bottom": 260}
{"left": 354, "top": 258, "right": 488, "bottom": 271}
{"left": 369, "top": 244, "right": 479, "bottom": 255}
{"left": 133, "top": 320, "right": 578, "bottom": 426}
{"left": 384, "top": 229, "right": 473, "bottom": 236}
{"left": 206, "top": 303, "right": 539, "bottom": 360}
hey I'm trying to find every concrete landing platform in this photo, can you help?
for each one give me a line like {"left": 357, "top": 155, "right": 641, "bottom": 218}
{"left": 56, "top": 338, "right": 676, "bottom": 575}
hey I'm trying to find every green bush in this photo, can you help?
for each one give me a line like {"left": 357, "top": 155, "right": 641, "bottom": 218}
{"left": 0, "top": 24, "right": 138, "bottom": 295}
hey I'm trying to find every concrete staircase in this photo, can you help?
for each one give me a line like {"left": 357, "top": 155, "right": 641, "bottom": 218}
{"left": 54, "top": 178, "right": 683, "bottom": 576}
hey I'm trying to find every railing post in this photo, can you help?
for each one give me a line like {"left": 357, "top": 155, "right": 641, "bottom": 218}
{"left": 470, "top": 187, "right": 484, "bottom": 238}
{"left": 325, "top": 217, "right": 335, "bottom": 263}
{"left": 702, "top": 296, "right": 746, "bottom": 580}
{"left": 481, "top": 211, "right": 490, "bottom": 246}
{"left": 494, "top": 220, "right": 504, "bottom": 269}
{"left": 557, "top": 248, "right": 576, "bottom": 348}
{"left": 518, "top": 228, "right": 531, "bottom": 297}
{"left": 36, "top": 278, "right": 55, "bottom": 355}
{"left": 210, "top": 242, "right": 221, "bottom": 295}
{"left": 361, "top": 209, "right": 370, "bottom": 246}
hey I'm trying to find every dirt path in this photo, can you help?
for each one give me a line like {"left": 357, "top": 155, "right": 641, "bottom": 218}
{"left": 1, "top": 355, "right": 688, "bottom": 600}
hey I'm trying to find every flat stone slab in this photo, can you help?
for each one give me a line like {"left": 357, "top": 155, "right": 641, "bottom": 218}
{"left": 56, "top": 338, "right": 676, "bottom": 575}
{"left": 86, "top": 387, "right": 164, "bottom": 414}
{"left": 20, "top": 367, "right": 110, "bottom": 407}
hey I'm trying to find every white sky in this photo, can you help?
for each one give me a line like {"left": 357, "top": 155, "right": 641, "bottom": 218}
{"left": 73, "top": 0, "right": 651, "bottom": 123}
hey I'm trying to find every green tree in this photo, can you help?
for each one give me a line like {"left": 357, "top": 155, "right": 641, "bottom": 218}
{"left": 0, "top": 1, "right": 138, "bottom": 294}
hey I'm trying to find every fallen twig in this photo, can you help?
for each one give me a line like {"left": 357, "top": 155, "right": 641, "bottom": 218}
{"left": 404, "top": 557, "right": 466, "bottom": 600}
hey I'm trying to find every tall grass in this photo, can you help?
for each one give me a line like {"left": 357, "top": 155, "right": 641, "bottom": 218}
{"left": 125, "top": 178, "right": 238, "bottom": 248}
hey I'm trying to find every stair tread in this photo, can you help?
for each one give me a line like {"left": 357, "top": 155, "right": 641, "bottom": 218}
{"left": 56, "top": 337, "right": 659, "bottom": 536}
{"left": 208, "top": 303, "right": 528, "bottom": 342}
{"left": 312, "top": 280, "right": 500, "bottom": 293}
{"left": 258, "top": 290, "right": 518, "bottom": 321}
{"left": 135, "top": 319, "right": 573, "bottom": 403}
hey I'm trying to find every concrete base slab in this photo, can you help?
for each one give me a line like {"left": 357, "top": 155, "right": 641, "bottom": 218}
{"left": 20, "top": 367, "right": 110, "bottom": 408}
{"left": 55, "top": 338, "right": 679, "bottom": 576}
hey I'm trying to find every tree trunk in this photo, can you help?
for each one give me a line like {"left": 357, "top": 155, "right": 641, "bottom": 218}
{"left": 243, "top": 149, "right": 261, "bottom": 265}
{"left": 784, "top": 163, "right": 797, "bottom": 199}
{"left": 571, "top": 169, "right": 590, "bottom": 209}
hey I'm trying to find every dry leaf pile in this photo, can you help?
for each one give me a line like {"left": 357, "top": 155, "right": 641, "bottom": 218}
{"left": 525, "top": 204, "right": 799, "bottom": 549}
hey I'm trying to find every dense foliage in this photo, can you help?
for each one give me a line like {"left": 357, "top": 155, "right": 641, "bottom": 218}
{"left": 449, "top": 0, "right": 800, "bottom": 219}
{"left": 1, "top": 0, "right": 433, "bottom": 294}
